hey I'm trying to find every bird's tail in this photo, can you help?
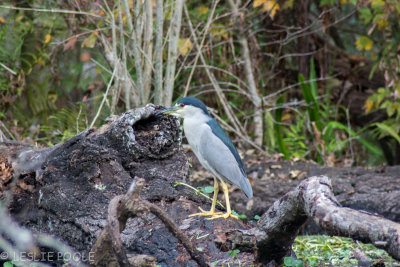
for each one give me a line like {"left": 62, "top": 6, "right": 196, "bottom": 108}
{"left": 240, "top": 176, "right": 253, "bottom": 198}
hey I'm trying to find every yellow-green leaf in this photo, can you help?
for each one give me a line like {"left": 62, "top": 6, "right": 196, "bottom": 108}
{"left": 382, "top": 100, "right": 394, "bottom": 117}
{"left": 48, "top": 93, "right": 58, "bottom": 103}
{"left": 196, "top": 6, "right": 209, "bottom": 16}
{"left": 283, "top": 0, "right": 295, "bottom": 9}
{"left": 371, "top": 0, "right": 385, "bottom": 8}
{"left": 45, "top": 34, "right": 51, "bottom": 44}
{"left": 374, "top": 122, "right": 400, "bottom": 144}
{"left": 178, "top": 38, "right": 193, "bottom": 55}
{"left": 211, "top": 23, "right": 228, "bottom": 40}
{"left": 374, "top": 14, "right": 389, "bottom": 30}
{"left": 254, "top": 0, "right": 267, "bottom": 8}
{"left": 262, "top": 0, "right": 280, "bottom": 18}
{"left": 359, "top": 8, "right": 372, "bottom": 24}
{"left": 355, "top": 36, "right": 373, "bottom": 51}
{"left": 364, "top": 99, "right": 374, "bottom": 113}
{"left": 81, "top": 32, "right": 98, "bottom": 48}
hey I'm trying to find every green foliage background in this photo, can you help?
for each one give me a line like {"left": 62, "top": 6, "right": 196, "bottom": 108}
{"left": 0, "top": 0, "right": 399, "bottom": 166}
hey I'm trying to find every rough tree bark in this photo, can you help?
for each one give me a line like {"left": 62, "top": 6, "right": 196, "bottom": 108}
{"left": 230, "top": 160, "right": 400, "bottom": 223}
{"left": 253, "top": 175, "right": 400, "bottom": 264}
{"left": 90, "top": 178, "right": 208, "bottom": 267}
{"left": 1, "top": 104, "right": 194, "bottom": 266}
{"left": 1, "top": 104, "right": 400, "bottom": 266}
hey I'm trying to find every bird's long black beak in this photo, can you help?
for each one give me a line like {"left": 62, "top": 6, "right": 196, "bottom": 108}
{"left": 156, "top": 106, "right": 179, "bottom": 116}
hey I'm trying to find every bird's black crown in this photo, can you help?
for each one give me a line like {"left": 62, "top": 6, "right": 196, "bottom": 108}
{"left": 177, "top": 97, "right": 210, "bottom": 115}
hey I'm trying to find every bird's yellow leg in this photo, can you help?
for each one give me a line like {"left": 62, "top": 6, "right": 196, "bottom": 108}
{"left": 207, "top": 180, "right": 239, "bottom": 220}
{"left": 189, "top": 177, "right": 223, "bottom": 217}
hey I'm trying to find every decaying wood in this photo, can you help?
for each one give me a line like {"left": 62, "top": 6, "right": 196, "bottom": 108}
{"left": 0, "top": 104, "right": 198, "bottom": 266}
{"left": 1, "top": 104, "right": 400, "bottom": 266}
{"left": 230, "top": 161, "right": 400, "bottom": 224}
{"left": 91, "top": 178, "right": 208, "bottom": 267}
{"left": 253, "top": 175, "right": 400, "bottom": 264}
{"left": 0, "top": 205, "right": 85, "bottom": 267}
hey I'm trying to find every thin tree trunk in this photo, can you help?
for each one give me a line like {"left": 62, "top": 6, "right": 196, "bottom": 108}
{"left": 142, "top": 0, "right": 154, "bottom": 103}
{"left": 164, "top": 0, "right": 184, "bottom": 107}
{"left": 100, "top": 0, "right": 140, "bottom": 110}
{"left": 130, "top": 0, "right": 144, "bottom": 105}
{"left": 154, "top": 0, "right": 164, "bottom": 105}
{"left": 118, "top": 0, "right": 131, "bottom": 110}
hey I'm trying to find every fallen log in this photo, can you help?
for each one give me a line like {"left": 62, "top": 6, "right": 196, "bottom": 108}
{"left": 253, "top": 175, "right": 400, "bottom": 265}
{"left": 0, "top": 104, "right": 198, "bottom": 266}
{"left": 232, "top": 161, "right": 400, "bottom": 223}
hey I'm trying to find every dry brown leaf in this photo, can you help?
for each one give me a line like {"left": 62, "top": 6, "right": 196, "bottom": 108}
{"left": 289, "top": 170, "right": 302, "bottom": 179}
{"left": 64, "top": 36, "right": 77, "bottom": 52}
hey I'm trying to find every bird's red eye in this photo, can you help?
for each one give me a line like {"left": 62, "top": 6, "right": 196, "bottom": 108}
{"left": 180, "top": 103, "right": 185, "bottom": 107}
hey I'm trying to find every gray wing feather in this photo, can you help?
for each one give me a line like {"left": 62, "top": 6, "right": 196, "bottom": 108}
{"left": 199, "top": 128, "right": 253, "bottom": 198}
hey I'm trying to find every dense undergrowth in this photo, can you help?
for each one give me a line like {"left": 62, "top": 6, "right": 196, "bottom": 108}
{"left": 0, "top": 0, "right": 399, "bottom": 166}
{"left": 290, "top": 235, "right": 400, "bottom": 267}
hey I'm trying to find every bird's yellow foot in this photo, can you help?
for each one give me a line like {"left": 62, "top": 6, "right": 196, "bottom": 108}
{"left": 206, "top": 211, "right": 239, "bottom": 220}
{"left": 188, "top": 207, "right": 224, "bottom": 218}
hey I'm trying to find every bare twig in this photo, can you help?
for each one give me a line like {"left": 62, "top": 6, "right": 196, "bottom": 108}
{"left": 183, "top": 0, "right": 219, "bottom": 97}
{"left": 0, "top": 5, "right": 101, "bottom": 17}
{"left": 36, "top": 233, "right": 86, "bottom": 267}
{"left": 0, "top": 120, "right": 15, "bottom": 141}
{"left": 185, "top": 64, "right": 250, "bottom": 91}
{"left": 54, "top": 28, "right": 110, "bottom": 46}
{"left": 0, "top": 62, "right": 17, "bottom": 75}
{"left": 262, "top": 75, "right": 337, "bottom": 102}
{"left": 353, "top": 248, "right": 373, "bottom": 266}
{"left": 183, "top": 5, "right": 246, "bottom": 137}
{"left": 89, "top": 61, "right": 118, "bottom": 128}
{"left": 175, "top": 181, "right": 225, "bottom": 208}
{"left": 108, "top": 195, "right": 130, "bottom": 266}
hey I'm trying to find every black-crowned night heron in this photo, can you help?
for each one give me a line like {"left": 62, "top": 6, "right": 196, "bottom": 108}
{"left": 157, "top": 97, "right": 253, "bottom": 220}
